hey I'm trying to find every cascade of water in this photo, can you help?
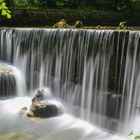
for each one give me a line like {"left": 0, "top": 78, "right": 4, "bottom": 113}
{"left": 0, "top": 63, "right": 27, "bottom": 96}
{"left": 0, "top": 28, "right": 140, "bottom": 134}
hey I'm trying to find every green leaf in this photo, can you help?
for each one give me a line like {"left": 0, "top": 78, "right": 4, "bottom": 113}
{"left": 2, "top": 9, "right": 7, "bottom": 15}
{"left": 0, "top": 5, "right": 2, "bottom": 9}
{"left": 7, "top": 10, "right": 11, "bottom": 13}
{"left": 0, "top": 0, "right": 3, "bottom": 2}
{"left": 135, "top": 136, "right": 140, "bottom": 140}
{"left": 6, "top": 13, "right": 11, "bottom": 19}
{"left": 1, "top": 3, "right": 6, "bottom": 9}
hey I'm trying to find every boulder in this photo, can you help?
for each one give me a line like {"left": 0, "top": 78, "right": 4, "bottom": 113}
{"left": 27, "top": 88, "right": 64, "bottom": 118}
{"left": 27, "top": 100, "right": 59, "bottom": 118}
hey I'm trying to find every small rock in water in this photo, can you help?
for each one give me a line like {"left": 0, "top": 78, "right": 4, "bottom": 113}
{"left": 27, "top": 110, "right": 35, "bottom": 117}
{"left": 32, "top": 89, "right": 44, "bottom": 102}
{"left": 28, "top": 100, "right": 58, "bottom": 118}
{"left": 27, "top": 88, "right": 64, "bottom": 118}
{"left": 32, "top": 88, "right": 51, "bottom": 102}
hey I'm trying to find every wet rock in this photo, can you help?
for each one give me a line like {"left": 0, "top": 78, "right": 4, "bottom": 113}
{"left": 32, "top": 89, "right": 45, "bottom": 102}
{"left": 32, "top": 88, "right": 51, "bottom": 102}
{"left": 0, "top": 66, "right": 12, "bottom": 73}
{"left": 28, "top": 88, "right": 63, "bottom": 118}
{"left": 27, "top": 110, "right": 36, "bottom": 117}
{"left": 28, "top": 100, "right": 59, "bottom": 118}
{"left": 74, "top": 21, "right": 83, "bottom": 28}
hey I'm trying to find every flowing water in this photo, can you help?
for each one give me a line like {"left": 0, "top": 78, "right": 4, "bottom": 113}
{"left": 0, "top": 28, "right": 140, "bottom": 140}
{"left": 0, "top": 63, "right": 26, "bottom": 96}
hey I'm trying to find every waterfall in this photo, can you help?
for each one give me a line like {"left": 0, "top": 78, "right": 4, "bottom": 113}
{"left": 0, "top": 28, "right": 140, "bottom": 134}
{"left": 0, "top": 63, "right": 26, "bottom": 96}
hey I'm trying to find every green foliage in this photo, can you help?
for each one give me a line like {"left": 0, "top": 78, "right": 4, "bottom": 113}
{"left": 0, "top": 0, "right": 11, "bottom": 19}
{"left": 5, "top": 0, "right": 135, "bottom": 11}
{"left": 14, "top": 0, "right": 28, "bottom": 7}
{"left": 129, "top": 131, "right": 140, "bottom": 140}
{"left": 135, "top": 136, "right": 140, "bottom": 140}
{"left": 36, "top": 0, "right": 47, "bottom": 8}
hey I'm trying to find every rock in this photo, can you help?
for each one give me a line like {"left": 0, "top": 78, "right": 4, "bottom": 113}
{"left": 74, "top": 21, "right": 83, "bottom": 28}
{"left": 53, "top": 19, "right": 71, "bottom": 28}
{"left": 27, "top": 100, "right": 59, "bottom": 118}
{"left": 28, "top": 88, "right": 64, "bottom": 118}
{"left": 32, "top": 88, "right": 51, "bottom": 102}
{"left": 0, "top": 66, "right": 12, "bottom": 73}
{"left": 27, "top": 110, "right": 36, "bottom": 117}
{"left": 32, "top": 89, "right": 45, "bottom": 102}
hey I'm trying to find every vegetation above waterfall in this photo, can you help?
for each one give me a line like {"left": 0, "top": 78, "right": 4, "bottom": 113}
{"left": 0, "top": 0, "right": 11, "bottom": 19}
{"left": 4, "top": 0, "right": 136, "bottom": 11}
{"left": 0, "top": 0, "right": 140, "bottom": 26}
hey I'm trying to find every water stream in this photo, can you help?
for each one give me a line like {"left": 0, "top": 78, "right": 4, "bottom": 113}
{"left": 0, "top": 28, "right": 140, "bottom": 139}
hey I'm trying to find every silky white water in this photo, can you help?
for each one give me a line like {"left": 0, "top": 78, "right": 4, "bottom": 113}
{"left": 0, "top": 97, "right": 127, "bottom": 140}
{"left": 0, "top": 28, "right": 140, "bottom": 139}
{"left": 0, "top": 63, "right": 26, "bottom": 96}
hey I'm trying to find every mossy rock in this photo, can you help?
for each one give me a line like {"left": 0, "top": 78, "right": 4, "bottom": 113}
{"left": 53, "top": 19, "right": 71, "bottom": 28}
{"left": 0, "top": 132, "right": 37, "bottom": 140}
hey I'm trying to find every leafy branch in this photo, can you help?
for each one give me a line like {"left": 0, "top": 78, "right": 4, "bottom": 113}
{"left": 0, "top": 0, "right": 11, "bottom": 19}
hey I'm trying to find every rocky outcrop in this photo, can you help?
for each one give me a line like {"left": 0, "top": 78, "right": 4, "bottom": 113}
{"left": 27, "top": 89, "right": 64, "bottom": 118}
